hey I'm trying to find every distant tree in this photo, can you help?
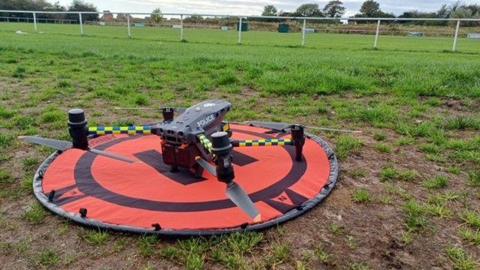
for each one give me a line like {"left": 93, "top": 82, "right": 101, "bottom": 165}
{"left": 465, "top": 4, "right": 480, "bottom": 15}
{"left": 359, "top": 0, "right": 381, "bottom": 17}
{"left": 323, "top": 1, "right": 345, "bottom": 18}
{"left": 185, "top": 14, "right": 204, "bottom": 23}
{"left": 450, "top": 6, "right": 480, "bottom": 26}
{"left": 150, "top": 8, "right": 163, "bottom": 24}
{"left": 436, "top": 4, "right": 450, "bottom": 18}
{"left": 262, "top": 5, "right": 278, "bottom": 16}
{"left": 66, "top": 0, "right": 98, "bottom": 22}
{"left": 398, "top": 10, "right": 438, "bottom": 25}
{"left": 51, "top": 1, "right": 66, "bottom": 11}
{"left": 278, "top": 11, "right": 292, "bottom": 17}
{"left": 42, "top": 1, "right": 67, "bottom": 20}
{"left": 293, "top": 3, "right": 323, "bottom": 17}
{"left": 0, "top": 0, "right": 54, "bottom": 19}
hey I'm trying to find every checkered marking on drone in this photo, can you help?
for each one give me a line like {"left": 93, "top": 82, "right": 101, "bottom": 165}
{"left": 235, "top": 139, "right": 293, "bottom": 147}
{"left": 88, "top": 126, "right": 152, "bottom": 136}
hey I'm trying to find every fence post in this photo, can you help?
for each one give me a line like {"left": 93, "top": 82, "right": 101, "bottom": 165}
{"left": 373, "top": 19, "right": 381, "bottom": 48}
{"left": 238, "top": 17, "right": 243, "bottom": 44}
{"left": 452, "top": 20, "right": 461, "bottom": 52}
{"left": 127, "top": 14, "right": 131, "bottom": 38}
{"left": 302, "top": 19, "right": 307, "bottom": 46}
{"left": 33, "top": 12, "right": 37, "bottom": 32}
{"left": 180, "top": 14, "right": 184, "bottom": 41}
{"left": 79, "top": 12, "right": 84, "bottom": 35}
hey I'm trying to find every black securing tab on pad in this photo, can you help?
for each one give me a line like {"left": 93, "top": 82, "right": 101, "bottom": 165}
{"left": 152, "top": 223, "right": 162, "bottom": 231}
{"left": 48, "top": 190, "right": 56, "bottom": 202}
{"left": 79, "top": 208, "right": 87, "bottom": 218}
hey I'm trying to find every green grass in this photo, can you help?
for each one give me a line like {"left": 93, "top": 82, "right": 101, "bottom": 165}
{"left": 459, "top": 228, "right": 480, "bottom": 246}
{"left": 468, "top": 171, "right": 480, "bottom": 187}
{"left": 24, "top": 203, "right": 46, "bottom": 224}
{"left": 423, "top": 176, "right": 449, "bottom": 189}
{"left": 380, "top": 167, "right": 418, "bottom": 182}
{"left": 37, "top": 249, "right": 61, "bottom": 267}
{"left": 0, "top": 170, "right": 14, "bottom": 185}
{"left": 352, "top": 189, "right": 371, "bottom": 203}
{"left": 461, "top": 210, "right": 480, "bottom": 229}
{"left": 404, "top": 200, "right": 428, "bottom": 232}
{"left": 0, "top": 24, "right": 479, "bottom": 99}
{"left": 444, "top": 116, "right": 480, "bottom": 130}
{"left": 315, "top": 246, "right": 333, "bottom": 264}
{"left": 335, "top": 136, "right": 363, "bottom": 160}
{"left": 82, "top": 230, "right": 110, "bottom": 246}
{"left": 0, "top": 134, "right": 14, "bottom": 148}
{"left": 375, "top": 143, "right": 392, "bottom": 153}
{"left": 138, "top": 236, "right": 158, "bottom": 257}
{"left": 161, "top": 233, "right": 264, "bottom": 269}
{"left": 446, "top": 247, "right": 478, "bottom": 270}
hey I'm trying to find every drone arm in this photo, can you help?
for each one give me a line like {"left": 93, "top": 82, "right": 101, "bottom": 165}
{"left": 231, "top": 138, "right": 293, "bottom": 147}
{"left": 231, "top": 125, "right": 304, "bottom": 162}
{"left": 88, "top": 125, "right": 153, "bottom": 136}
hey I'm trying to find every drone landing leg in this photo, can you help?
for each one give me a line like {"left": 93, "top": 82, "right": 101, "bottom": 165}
{"left": 170, "top": 165, "right": 179, "bottom": 173}
{"left": 193, "top": 163, "right": 204, "bottom": 179}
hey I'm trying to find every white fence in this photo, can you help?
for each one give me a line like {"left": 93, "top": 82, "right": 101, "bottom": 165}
{"left": 1, "top": 10, "right": 480, "bottom": 51}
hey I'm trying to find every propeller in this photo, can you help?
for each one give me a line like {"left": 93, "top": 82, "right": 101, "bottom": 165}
{"left": 196, "top": 156, "right": 260, "bottom": 221}
{"left": 114, "top": 107, "right": 186, "bottom": 114}
{"left": 195, "top": 156, "right": 217, "bottom": 176}
{"left": 226, "top": 182, "right": 261, "bottom": 222}
{"left": 18, "top": 136, "right": 136, "bottom": 164}
{"left": 198, "top": 131, "right": 262, "bottom": 222}
{"left": 244, "top": 121, "right": 362, "bottom": 134}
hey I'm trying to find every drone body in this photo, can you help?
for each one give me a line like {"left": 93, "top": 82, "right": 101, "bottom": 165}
{"left": 150, "top": 100, "right": 232, "bottom": 174}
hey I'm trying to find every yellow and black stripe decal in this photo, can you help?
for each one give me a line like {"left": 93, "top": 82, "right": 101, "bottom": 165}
{"left": 198, "top": 134, "right": 213, "bottom": 153}
{"left": 233, "top": 139, "right": 293, "bottom": 147}
{"left": 88, "top": 126, "right": 152, "bottom": 136}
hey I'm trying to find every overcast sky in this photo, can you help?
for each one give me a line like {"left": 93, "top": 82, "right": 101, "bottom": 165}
{"left": 54, "top": 0, "right": 480, "bottom": 16}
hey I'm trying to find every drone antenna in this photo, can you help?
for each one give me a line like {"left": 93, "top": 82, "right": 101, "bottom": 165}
{"left": 113, "top": 107, "right": 157, "bottom": 111}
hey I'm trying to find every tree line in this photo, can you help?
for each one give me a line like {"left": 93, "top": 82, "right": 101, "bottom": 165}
{"left": 0, "top": 0, "right": 98, "bottom": 21}
{"left": 262, "top": 1, "right": 480, "bottom": 25}
{"left": 1, "top": 0, "right": 480, "bottom": 26}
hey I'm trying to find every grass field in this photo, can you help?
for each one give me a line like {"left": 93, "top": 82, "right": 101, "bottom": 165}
{"left": 2, "top": 22, "right": 480, "bottom": 53}
{"left": 0, "top": 22, "right": 479, "bottom": 269}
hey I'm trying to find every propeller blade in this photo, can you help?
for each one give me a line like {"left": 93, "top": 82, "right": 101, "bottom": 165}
{"left": 89, "top": 149, "right": 136, "bottom": 164}
{"left": 244, "top": 121, "right": 362, "bottom": 134}
{"left": 195, "top": 157, "right": 217, "bottom": 176}
{"left": 175, "top": 108, "right": 186, "bottom": 114}
{"left": 304, "top": 126, "right": 362, "bottom": 134}
{"left": 113, "top": 107, "right": 157, "bottom": 111}
{"left": 226, "top": 182, "right": 261, "bottom": 222}
{"left": 244, "top": 121, "right": 291, "bottom": 132}
{"left": 19, "top": 136, "right": 135, "bottom": 163}
{"left": 18, "top": 136, "right": 72, "bottom": 151}
{"left": 113, "top": 107, "right": 186, "bottom": 113}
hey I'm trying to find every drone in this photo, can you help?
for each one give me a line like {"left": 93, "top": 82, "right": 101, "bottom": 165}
{"left": 20, "top": 100, "right": 329, "bottom": 222}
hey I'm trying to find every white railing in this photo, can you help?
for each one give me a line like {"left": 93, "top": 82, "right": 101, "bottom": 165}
{"left": 1, "top": 10, "right": 480, "bottom": 52}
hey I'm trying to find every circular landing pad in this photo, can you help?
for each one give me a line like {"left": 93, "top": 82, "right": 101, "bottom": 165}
{"left": 34, "top": 124, "right": 339, "bottom": 236}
